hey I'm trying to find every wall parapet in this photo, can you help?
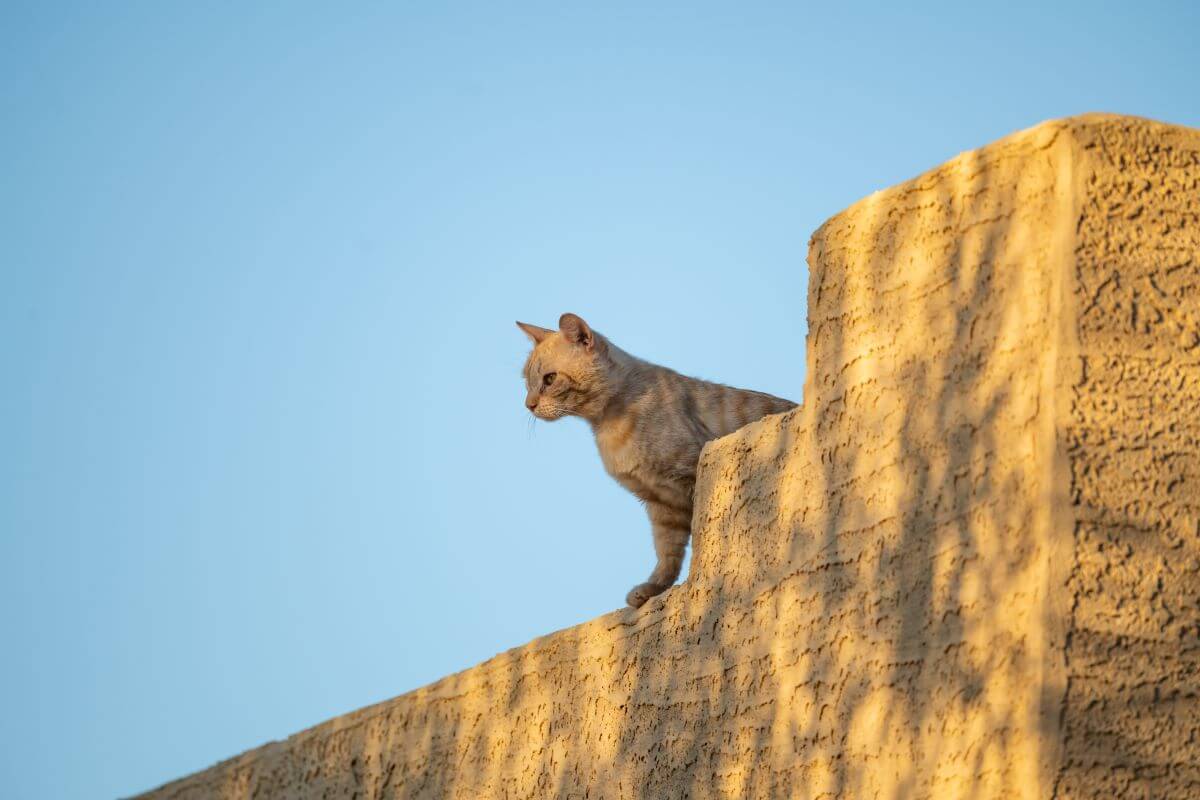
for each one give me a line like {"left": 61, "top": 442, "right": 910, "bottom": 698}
{"left": 137, "top": 114, "right": 1200, "bottom": 800}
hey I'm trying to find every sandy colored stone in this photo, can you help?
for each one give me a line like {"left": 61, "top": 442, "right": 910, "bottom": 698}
{"left": 135, "top": 114, "right": 1200, "bottom": 799}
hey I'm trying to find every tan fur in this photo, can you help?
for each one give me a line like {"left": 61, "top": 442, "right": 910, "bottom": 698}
{"left": 518, "top": 313, "right": 796, "bottom": 608}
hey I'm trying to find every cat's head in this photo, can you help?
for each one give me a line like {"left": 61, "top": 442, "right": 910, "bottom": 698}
{"left": 517, "top": 313, "right": 609, "bottom": 421}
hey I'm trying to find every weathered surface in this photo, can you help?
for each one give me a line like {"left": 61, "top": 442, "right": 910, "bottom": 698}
{"left": 1056, "top": 117, "right": 1200, "bottom": 798}
{"left": 136, "top": 114, "right": 1200, "bottom": 799}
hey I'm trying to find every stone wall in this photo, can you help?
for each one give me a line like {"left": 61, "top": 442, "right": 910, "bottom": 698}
{"left": 136, "top": 114, "right": 1200, "bottom": 799}
{"left": 1056, "top": 116, "right": 1200, "bottom": 798}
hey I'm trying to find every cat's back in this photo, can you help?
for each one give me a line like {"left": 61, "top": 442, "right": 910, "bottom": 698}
{"left": 605, "top": 365, "right": 793, "bottom": 455}
{"left": 592, "top": 354, "right": 795, "bottom": 491}
{"left": 675, "top": 371, "right": 796, "bottom": 441}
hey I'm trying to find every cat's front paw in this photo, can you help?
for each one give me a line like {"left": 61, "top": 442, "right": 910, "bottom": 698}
{"left": 626, "top": 582, "right": 668, "bottom": 609}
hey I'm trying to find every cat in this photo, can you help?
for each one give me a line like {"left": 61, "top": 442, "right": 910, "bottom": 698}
{"left": 517, "top": 313, "right": 797, "bottom": 608}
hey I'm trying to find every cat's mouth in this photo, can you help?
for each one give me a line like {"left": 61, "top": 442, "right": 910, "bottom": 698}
{"left": 531, "top": 405, "right": 567, "bottom": 421}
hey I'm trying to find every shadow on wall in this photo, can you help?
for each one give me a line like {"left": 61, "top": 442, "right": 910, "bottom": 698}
{"left": 669, "top": 134, "right": 1067, "bottom": 798}
{"left": 392, "top": 118, "right": 1062, "bottom": 800}
{"left": 143, "top": 116, "right": 1200, "bottom": 800}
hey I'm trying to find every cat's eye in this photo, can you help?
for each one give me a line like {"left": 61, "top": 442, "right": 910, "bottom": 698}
{"left": 542, "top": 372, "right": 557, "bottom": 387}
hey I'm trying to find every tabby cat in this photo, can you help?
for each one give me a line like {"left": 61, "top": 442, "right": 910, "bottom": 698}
{"left": 517, "top": 313, "right": 796, "bottom": 608}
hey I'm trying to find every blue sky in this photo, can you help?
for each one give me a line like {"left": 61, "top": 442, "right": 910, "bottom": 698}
{"left": 2, "top": 2, "right": 1197, "bottom": 797}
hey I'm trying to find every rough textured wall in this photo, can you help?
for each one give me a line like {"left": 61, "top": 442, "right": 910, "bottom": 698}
{"left": 1055, "top": 117, "right": 1200, "bottom": 798}
{"left": 689, "top": 116, "right": 1081, "bottom": 798}
{"left": 136, "top": 115, "right": 1200, "bottom": 800}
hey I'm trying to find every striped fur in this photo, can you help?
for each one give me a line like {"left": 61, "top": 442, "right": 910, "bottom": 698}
{"left": 517, "top": 313, "right": 797, "bottom": 608}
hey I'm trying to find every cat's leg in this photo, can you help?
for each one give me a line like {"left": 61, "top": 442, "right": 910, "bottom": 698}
{"left": 626, "top": 501, "right": 692, "bottom": 608}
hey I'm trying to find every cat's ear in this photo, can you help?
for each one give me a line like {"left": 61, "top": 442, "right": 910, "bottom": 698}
{"left": 559, "top": 313, "right": 595, "bottom": 351}
{"left": 516, "top": 321, "right": 553, "bottom": 345}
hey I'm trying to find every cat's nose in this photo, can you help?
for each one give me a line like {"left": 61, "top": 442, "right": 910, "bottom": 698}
{"left": 526, "top": 399, "right": 538, "bottom": 411}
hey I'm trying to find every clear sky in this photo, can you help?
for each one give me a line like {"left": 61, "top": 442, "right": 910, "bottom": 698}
{"left": 2, "top": 2, "right": 1197, "bottom": 797}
